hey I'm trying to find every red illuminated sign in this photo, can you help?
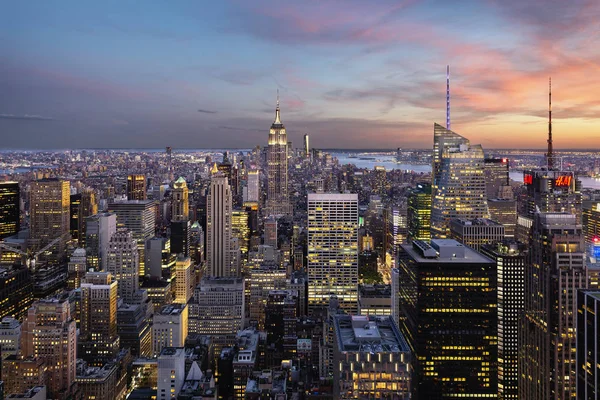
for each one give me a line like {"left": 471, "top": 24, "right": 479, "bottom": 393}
{"left": 554, "top": 175, "right": 572, "bottom": 187}
{"left": 524, "top": 174, "right": 533, "bottom": 185}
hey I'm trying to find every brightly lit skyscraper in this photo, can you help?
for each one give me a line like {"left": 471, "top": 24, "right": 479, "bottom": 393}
{"left": 207, "top": 172, "right": 237, "bottom": 277}
{"left": 431, "top": 123, "right": 488, "bottom": 238}
{"left": 307, "top": 193, "right": 358, "bottom": 314}
{"left": 266, "top": 95, "right": 292, "bottom": 216}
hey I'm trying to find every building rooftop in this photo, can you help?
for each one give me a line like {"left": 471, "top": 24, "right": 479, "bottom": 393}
{"left": 358, "top": 284, "right": 391, "bottom": 297}
{"left": 157, "top": 303, "right": 186, "bottom": 315}
{"left": 334, "top": 315, "right": 410, "bottom": 354}
{"left": 160, "top": 347, "right": 185, "bottom": 358}
{"left": 402, "top": 239, "right": 493, "bottom": 264}
{"left": 451, "top": 218, "right": 503, "bottom": 227}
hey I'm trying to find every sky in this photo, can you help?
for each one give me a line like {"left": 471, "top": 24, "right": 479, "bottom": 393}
{"left": 1, "top": 0, "right": 600, "bottom": 150}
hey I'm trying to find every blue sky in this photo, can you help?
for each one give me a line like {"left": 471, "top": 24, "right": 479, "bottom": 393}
{"left": 1, "top": 0, "right": 600, "bottom": 149}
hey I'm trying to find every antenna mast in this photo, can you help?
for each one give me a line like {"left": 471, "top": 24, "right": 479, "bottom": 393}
{"left": 446, "top": 65, "right": 450, "bottom": 130}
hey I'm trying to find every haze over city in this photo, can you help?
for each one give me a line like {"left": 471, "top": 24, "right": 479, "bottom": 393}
{"left": 2, "top": 0, "right": 600, "bottom": 149}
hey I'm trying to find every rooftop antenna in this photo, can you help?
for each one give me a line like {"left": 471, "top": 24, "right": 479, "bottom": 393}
{"left": 446, "top": 65, "right": 451, "bottom": 130}
{"left": 547, "top": 77, "right": 554, "bottom": 170}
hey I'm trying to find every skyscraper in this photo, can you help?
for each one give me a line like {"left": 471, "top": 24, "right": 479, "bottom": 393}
{"left": 431, "top": 124, "right": 488, "bottom": 237}
{"left": 449, "top": 217, "right": 505, "bottom": 251}
{"left": 70, "top": 189, "right": 97, "bottom": 245}
{"left": 85, "top": 212, "right": 117, "bottom": 271}
{"left": 207, "top": 173, "right": 236, "bottom": 277}
{"left": 266, "top": 95, "right": 292, "bottom": 216}
{"left": 29, "top": 178, "right": 70, "bottom": 257}
{"left": 174, "top": 255, "right": 193, "bottom": 304}
{"left": 107, "top": 229, "right": 139, "bottom": 302}
{"left": 127, "top": 174, "right": 147, "bottom": 201}
{"left": 244, "top": 169, "right": 259, "bottom": 204}
{"left": 21, "top": 294, "right": 77, "bottom": 399}
{"left": 484, "top": 157, "right": 510, "bottom": 199}
{"left": 171, "top": 177, "right": 189, "bottom": 222}
{"left": 304, "top": 134, "right": 309, "bottom": 158}
{"left": 481, "top": 241, "right": 526, "bottom": 400}
{"left": 79, "top": 271, "right": 120, "bottom": 366}
{"left": 520, "top": 213, "right": 588, "bottom": 399}
{"left": 108, "top": 200, "right": 156, "bottom": 276}
{"left": 397, "top": 239, "right": 497, "bottom": 398}
{"left": 0, "top": 182, "right": 20, "bottom": 239}
{"left": 407, "top": 183, "right": 431, "bottom": 242}
{"left": 307, "top": 193, "right": 358, "bottom": 314}
{"left": 576, "top": 290, "right": 600, "bottom": 399}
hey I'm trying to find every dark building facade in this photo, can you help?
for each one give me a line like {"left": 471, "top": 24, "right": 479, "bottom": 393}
{"left": 0, "top": 182, "right": 19, "bottom": 240}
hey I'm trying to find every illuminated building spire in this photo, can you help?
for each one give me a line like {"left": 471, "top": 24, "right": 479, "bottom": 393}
{"left": 446, "top": 65, "right": 451, "bottom": 130}
{"left": 274, "top": 89, "right": 281, "bottom": 124}
{"left": 547, "top": 77, "right": 554, "bottom": 169}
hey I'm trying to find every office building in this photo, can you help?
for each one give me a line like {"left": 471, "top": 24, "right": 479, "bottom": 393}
{"left": 1, "top": 357, "right": 46, "bottom": 396}
{"left": 153, "top": 304, "right": 188, "bottom": 356}
{"left": 431, "top": 124, "right": 488, "bottom": 237}
{"left": 407, "top": 183, "right": 431, "bottom": 242}
{"left": 67, "top": 247, "right": 87, "bottom": 290}
{"left": 29, "top": 179, "right": 70, "bottom": 258}
{"left": 265, "top": 290, "right": 298, "bottom": 361}
{"left": 244, "top": 169, "right": 260, "bottom": 203}
{"left": 0, "top": 182, "right": 19, "bottom": 240}
{"left": 171, "top": 177, "right": 189, "bottom": 222}
{"left": 450, "top": 217, "right": 505, "bottom": 251}
{"left": 107, "top": 229, "right": 139, "bottom": 302}
{"left": 70, "top": 189, "right": 97, "bottom": 245}
{"left": 206, "top": 173, "right": 236, "bottom": 277}
{"left": 117, "top": 302, "right": 152, "bottom": 357}
{"left": 484, "top": 157, "right": 510, "bottom": 199}
{"left": 85, "top": 212, "right": 117, "bottom": 271}
{"left": 76, "top": 359, "right": 127, "bottom": 400}
{"left": 232, "top": 329, "right": 262, "bottom": 399}
{"left": 170, "top": 220, "right": 190, "bottom": 257}
{"left": 332, "top": 315, "right": 412, "bottom": 399}
{"left": 0, "top": 266, "right": 33, "bottom": 321}
{"left": 174, "top": 255, "right": 193, "bottom": 304}
{"left": 358, "top": 284, "right": 391, "bottom": 316}
{"left": 304, "top": 134, "right": 310, "bottom": 158}
{"left": 264, "top": 217, "right": 277, "bottom": 248}
{"left": 0, "top": 317, "right": 21, "bottom": 358}
{"left": 21, "top": 295, "right": 77, "bottom": 399}
{"left": 247, "top": 263, "right": 287, "bottom": 329}
{"left": 108, "top": 200, "right": 156, "bottom": 276}
{"left": 231, "top": 209, "right": 250, "bottom": 259}
{"left": 577, "top": 290, "right": 600, "bottom": 400}
{"left": 127, "top": 174, "right": 147, "bottom": 201}
{"left": 583, "top": 202, "right": 600, "bottom": 246}
{"left": 520, "top": 213, "right": 588, "bottom": 399}
{"left": 307, "top": 193, "right": 358, "bottom": 314}
{"left": 157, "top": 347, "right": 186, "bottom": 400}
{"left": 397, "top": 239, "right": 497, "bottom": 398}
{"left": 79, "top": 271, "right": 120, "bottom": 366}
{"left": 266, "top": 96, "right": 292, "bottom": 216}
{"left": 481, "top": 241, "right": 526, "bottom": 400}
{"left": 488, "top": 198, "right": 517, "bottom": 238}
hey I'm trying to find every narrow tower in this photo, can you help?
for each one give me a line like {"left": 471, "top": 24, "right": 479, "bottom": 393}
{"left": 547, "top": 77, "right": 553, "bottom": 169}
{"left": 446, "top": 65, "right": 451, "bottom": 130}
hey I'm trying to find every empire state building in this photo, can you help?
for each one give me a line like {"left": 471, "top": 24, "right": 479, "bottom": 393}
{"left": 266, "top": 96, "right": 292, "bottom": 216}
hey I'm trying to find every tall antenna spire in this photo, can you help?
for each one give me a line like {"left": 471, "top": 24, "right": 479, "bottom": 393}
{"left": 547, "top": 77, "right": 553, "bottom": 169}
{"left": 274, "top": 89, "right": 281, "bottom": 124}
{"left": 446, "top": 65, "right": 451, "bottom": 130}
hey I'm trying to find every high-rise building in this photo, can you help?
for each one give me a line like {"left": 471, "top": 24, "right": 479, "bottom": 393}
{"left": 174, "top": 255, "right": 193, "bottom": 304}
{"left": 152, "top": 304, "right": 188, "bottom": 356}
{"left": 264, "top": 217, "right": 277, "bottom": 248}
{"left": 431, "top": 124, "right": 488, "bottom": 237}
{"left": 577, "top": 290, "right": 600, "bottom": 400}
{"left": 117, "top": 302, "right": 152, "bottom": 357}
{"left": 170, "top": 220, "right": 190, "bottom": 257}
{"left": 157, "top": 347, "right": 186, "bottom": 400}
{"left": 29, "top": 179, "right": 70, "bottom": 258}
{"left": 79, "top": 271, "right": 119, "bottom": 366}
{"left": 358, "top": 284, "right": 392, "bottom": 316}
{"left": 407, "top": 183, "right": 431, "bottom": 242}
{"left": 85, "top": 212, "right": 117, "bottom": 271}
{"left": 0, "top": 266, "right": 33, "bottom": 321}
{"left": 1, "top": 357, "right": 46, "bottom": 397}
{"left": 450, "top": 217, "right": 505, "bottom": 251}
{"left": 127, "top": 174, "right": 147, "bottom": 201}
{"left": 332, "top": 315, "right": 412, "bottom": 399}
{"left": 244, "top": 169, "right": 260, "bottom": 204}
{"left": 307, "top": 193, "right": 358, "bottom": 314}
{"left": 107, "top": 229, "right": 139, "bottom": 302}
{"left": 0, "top": 316, "right": 21, "bottom": 358}
{"left": 304, "top": 134, "right": 310, "bottom": 158}
{"left": 108, "top": 200, "right": 156, "bottom": 276}
{"left": 231, "top": 209, "right": 249, "bottom": 260}
{"left": 583, "top": 202, "right": 600, "bottom": 247}
{"left": 266, "top": 96, "right": 292, "bottom": 216}
{"left": 247, "top": 263, "right": 287, "bottom": 329}
{"left": 484, "top": 157, "right": 510, "bottom": 199}
{"left": 171, "top": 177, "right": 189, "bottom": 222}
{"left": 0, "top": 182, "right": 19, "bottom": 240}
{"left": 67, "top": 247, "right": 87, "bottom": 289}
{"left": 520, "top": 213, "right": 588, "bottom": 399}
{"left": 488, "top": 198, "right": 517, "bottom": 238}
{"left": 70, "top": 190, "right": 97, "bottom": 245}
{"left": 21, "top": 294, "right": 77, "bottom": 399}
{"left": 397, "top": 239, "right": 497, "bottom": 398}
{"left": 481, "top": 241, "right": 526, "bottom": 400}
{"left": 207, "top": 173, "right": 236, "bottom": 277}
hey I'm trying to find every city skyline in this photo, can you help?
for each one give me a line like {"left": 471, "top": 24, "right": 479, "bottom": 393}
{"left": 2, "top": 1, "right": 600, "bottom": 149}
